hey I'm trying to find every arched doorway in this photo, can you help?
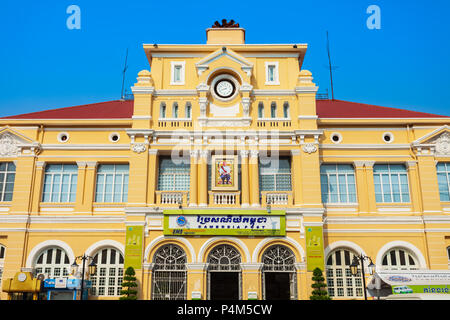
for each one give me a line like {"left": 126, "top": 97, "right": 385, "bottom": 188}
{"left": 262, "top": 244, "right": 297, "bottom": 300}
{"left": 207, "top": 244, "right": 241, "bottom": 300}
{"left": 151, "top": 244, "right": 187, "bottom": 300}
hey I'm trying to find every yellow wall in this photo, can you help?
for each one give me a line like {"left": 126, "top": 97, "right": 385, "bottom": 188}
{"left": 0, "top": 25, "right": 449, "bottom": 301}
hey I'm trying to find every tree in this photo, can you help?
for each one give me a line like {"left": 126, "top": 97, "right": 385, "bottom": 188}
{"left": 310, "top": 267, "right": 332, "bottom": 300}
{"left": 120, "top": 266, "right": 138, "bottom": 300}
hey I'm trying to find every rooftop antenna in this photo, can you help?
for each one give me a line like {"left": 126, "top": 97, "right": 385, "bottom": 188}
{"left": 121, "top": 48, "right": 129, "bottom": 100}
{"left": 326, "top": 31, "right": 339, "bottom": 100}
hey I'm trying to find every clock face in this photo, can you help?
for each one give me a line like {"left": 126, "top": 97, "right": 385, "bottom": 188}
{"left": 214, "top": 79, "right": 235, "bottom": 99}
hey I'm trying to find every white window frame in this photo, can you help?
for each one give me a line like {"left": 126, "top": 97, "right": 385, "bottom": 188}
{"left": 437, "top": 162, "right": 450, "bottom": 202}
{"left": 374, "top": 164, "right": 411, "bottom": 203}
{"left": 170, "top": 61, "right": 185, "bottom": 85}
{"left": 326, "top": 249, "right": 364, "bottom": 299}
{"left": 33, "top": 247, "right": 71, "bottom": 279}
{"left": 265, "top": 61, "right": 279, "bottom": 85}
{"left": 381, "top": 248, "right": 418, "bottom": 271}
{"left": 320, "top": 164, "right": 357, "bottom": 204}
{"left": 90, "top": 248, "right": 124, "bottom": 297}
{"left": 95, "top": 164, "right": 129, "bottom": 203}
{"left": 42, "top": 164, "right": 78, "bottom": 203}
{"left": 0, "top": 162, "right": 16, "bottom": 202}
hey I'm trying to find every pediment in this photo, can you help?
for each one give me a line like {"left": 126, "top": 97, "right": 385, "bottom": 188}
{"left": 412, "top": 125, "right": 450, "bottom": 155}
{"left": 0, "top": 127, "right": 40, "bottom": 157}
{"left": 195, "top": 48, "right": 253, "bottom": 76}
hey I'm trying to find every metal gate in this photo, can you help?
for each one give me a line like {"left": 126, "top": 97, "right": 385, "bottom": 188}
{"left": 207, "top": 244, "right": 242, "bottom": 300}
{"left": 261, "top": 244, "right": 297, "bottom": 300}
{"left": 151, "top": 244, "right": 187, "bottom": 300}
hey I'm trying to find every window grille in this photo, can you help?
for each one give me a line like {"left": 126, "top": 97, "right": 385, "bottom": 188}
{"left": 152, "top": 244, "right": 187, "bottom": 300}
{"left": 157, "top": 157, "right": 190, "bottom": 191}
{"left": 259, "top": 157, "right": 292, "bottom": 192}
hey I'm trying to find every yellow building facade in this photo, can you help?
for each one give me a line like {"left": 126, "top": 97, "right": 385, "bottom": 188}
{"left": 0, "top": 21, "right": 450, "bottom": 300}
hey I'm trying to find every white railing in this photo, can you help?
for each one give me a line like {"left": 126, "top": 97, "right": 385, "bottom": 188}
{"left": 155, "top": 191, "right": 189, "bottom": 206}
{"left": 266, "top": 193, "right": 289, "bottom": 205}
{"left": 208, "top": 191, "right": 241, "bottom": 206}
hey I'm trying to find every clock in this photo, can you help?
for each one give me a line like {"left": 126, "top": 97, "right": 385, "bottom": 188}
{"left": 214, "top": 79, "right": 235, "bottom": 99}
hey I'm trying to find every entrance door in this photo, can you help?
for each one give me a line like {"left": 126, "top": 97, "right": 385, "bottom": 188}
{"left": 264, "top": 273, "right": 291, "bottom": 300}
{"left": 209, "top": 272, "right": 240, "bottom": 300}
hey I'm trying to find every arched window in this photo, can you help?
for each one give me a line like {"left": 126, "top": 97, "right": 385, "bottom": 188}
{"left": 33, "top": 247, "right": 71, "bottom": 278}
{"left": 152, "top": 244, "right": 187, "bottom": 300}
{"left": 283, "top": 102, "right": 290, "bottom": 118}
{"left": 207, "top": 244, "right": 242, "bottom": 300}
{"left": 160, "top": 102, "right": 166, "bottom": 118}
{"left": 172, "top": 102, "right": 179, "bottom": 118}
{"left": 185, "top": 102, "right": 192, "bottom": 119}
{"left": 326, "top": 248, "right": 364, "bottom": 298}
{"left": 262, "top": 245, "right": 297, "bottom": 300}
{"left": 90, "top": 248, "right": 124, "bottom": 297}
{"left": 207, "top": 244, "right": 241, "bottom": 271}
{"left": 381, "top": 248, "right": 418, "bottom": 270}
{"left": 258, "top": 102, "right": 264, "bottom": 118}
{"left": 270, "top": 102, "right": 277, "bottom": 118}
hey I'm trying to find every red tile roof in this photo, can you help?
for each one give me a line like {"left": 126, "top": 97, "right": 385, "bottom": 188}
{"left": 1, "top": 99, "right": 447, "bottom": 120}
{"left": 316, "top": 99, "right": 448, "bottom": 118}
{"left": 1, "top": 100, "right": 134, "bottom": 119}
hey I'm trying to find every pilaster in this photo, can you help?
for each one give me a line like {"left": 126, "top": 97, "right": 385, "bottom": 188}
{"left": 239, "top": 150, "right": 250, "bottom": 207}
{"left": 147, "top": 149, "right": 159, "bottom": 205}
{"left": 198, "top": 150, "right": 209, "bottom": 207}
{"left": 186, "top": 263, "right": 208, "bottom": 300}
{"left": 240, "top": 263, "right": 263, "bottom": 300}
{"left": 249, "top": 150, "right": 260, "bottom": 207}
{"left": 417, "top": 156, "right": 442, "bottom": 214}
{"left": 189, "top": 150, "right": 199, "bottom": 207}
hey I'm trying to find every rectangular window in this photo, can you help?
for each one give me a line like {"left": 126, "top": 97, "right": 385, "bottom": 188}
{"left": 0, "top": 162, "right": 16, "bottom": 201}
{"left": 320, "top": 164, "right": 357, "bottom": 204}
{"left": 259, "top": 157, "right": 292, "bottom": 191}
{"left": 265, "top": 62, "right": 279, "bottom": 85}
{"left": 437, "top": 163, "right": 450, "bottom": 201}
{"left": 42, "top": 164, "right": 78, "bottom": 203}
{"left": 258, "top": 103, "right": 264, "bottom": 119}
{"left": 157, "top": 157, "right": 190, "bottom": 191}
{"left": 171, "top": 61, "right": 185, "bottom": 85}
{"left": 95, "top": 164, "right": 129, "bottom": 203}
{"left": 270, "top": 102, "right": 277, "bottom": 118}
{"left": 373, "top": 164, "right": 410, "bottom": 203}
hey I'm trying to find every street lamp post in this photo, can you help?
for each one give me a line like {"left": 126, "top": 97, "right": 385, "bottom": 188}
{"left": 71, "top": 254, "right": 97, "bottom": 300}
{"left": 349, "top": 254, "right": 375, "bottom": 301}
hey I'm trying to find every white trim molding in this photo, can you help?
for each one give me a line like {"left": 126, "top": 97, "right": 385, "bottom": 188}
{"left": 324, "top": 240, "right": 368, "bottom": 261}
{"left": 252, "top": 236, "right": 305, "bottom": 263}
{"left": 144, "top": 235, "right": 197, "bottom": 263}
{"left": 85, "top": 240, "right": 125, "bottom": 257}
{"left": 26, "top": 240, "right": 75, "bottom": 269}
{"left": 375, "top": 240, "right": 427, "bottom": 269}
{"left": 197, "top": 236, "right": 251, "bottom": 263}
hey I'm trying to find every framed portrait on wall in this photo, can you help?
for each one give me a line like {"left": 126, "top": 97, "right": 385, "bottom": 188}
{"left": 211, "top": 155, "right": 238, "bottom": 191}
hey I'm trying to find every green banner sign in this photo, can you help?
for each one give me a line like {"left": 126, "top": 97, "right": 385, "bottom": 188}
{"left": 124, "top": 225, "right": 144, "bottom": 270}
{"left": 305, "top": 226, "right": 324, "bottom": 272}
{"left": 163, "top": 209, "right": 286, "bottom": 236}
{"left": 392, "top": 285, "right": 450, "bottom": 295}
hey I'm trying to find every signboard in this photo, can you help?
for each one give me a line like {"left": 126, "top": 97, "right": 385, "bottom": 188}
{"left": 163, "top": 209, "right": 286, "bottom": 236}
{"left": 124, "top": 225, "right": 144, "bottom": 270}
{"left": 392, "top": 284, "right": 450, "bottom": 295}
{"left": 55, "top": 278, "right": 67, "bottom": 288}
{"left": 375, "top": 270, "right": 450, "bottom": 295}
{"left": 211, "top": 155, "right": 238, "bottom": 191}
{"left": 305, "top": 226, "right": 324, "bottom": 272}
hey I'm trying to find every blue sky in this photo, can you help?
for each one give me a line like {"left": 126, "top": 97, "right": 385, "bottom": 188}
{"left": 0, "top": 0, "right": 449, "bottom": 117}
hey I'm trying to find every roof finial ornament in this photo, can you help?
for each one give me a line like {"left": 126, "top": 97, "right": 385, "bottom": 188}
{"left": 212, "top": 19, "right": 240, "bottom": 28}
